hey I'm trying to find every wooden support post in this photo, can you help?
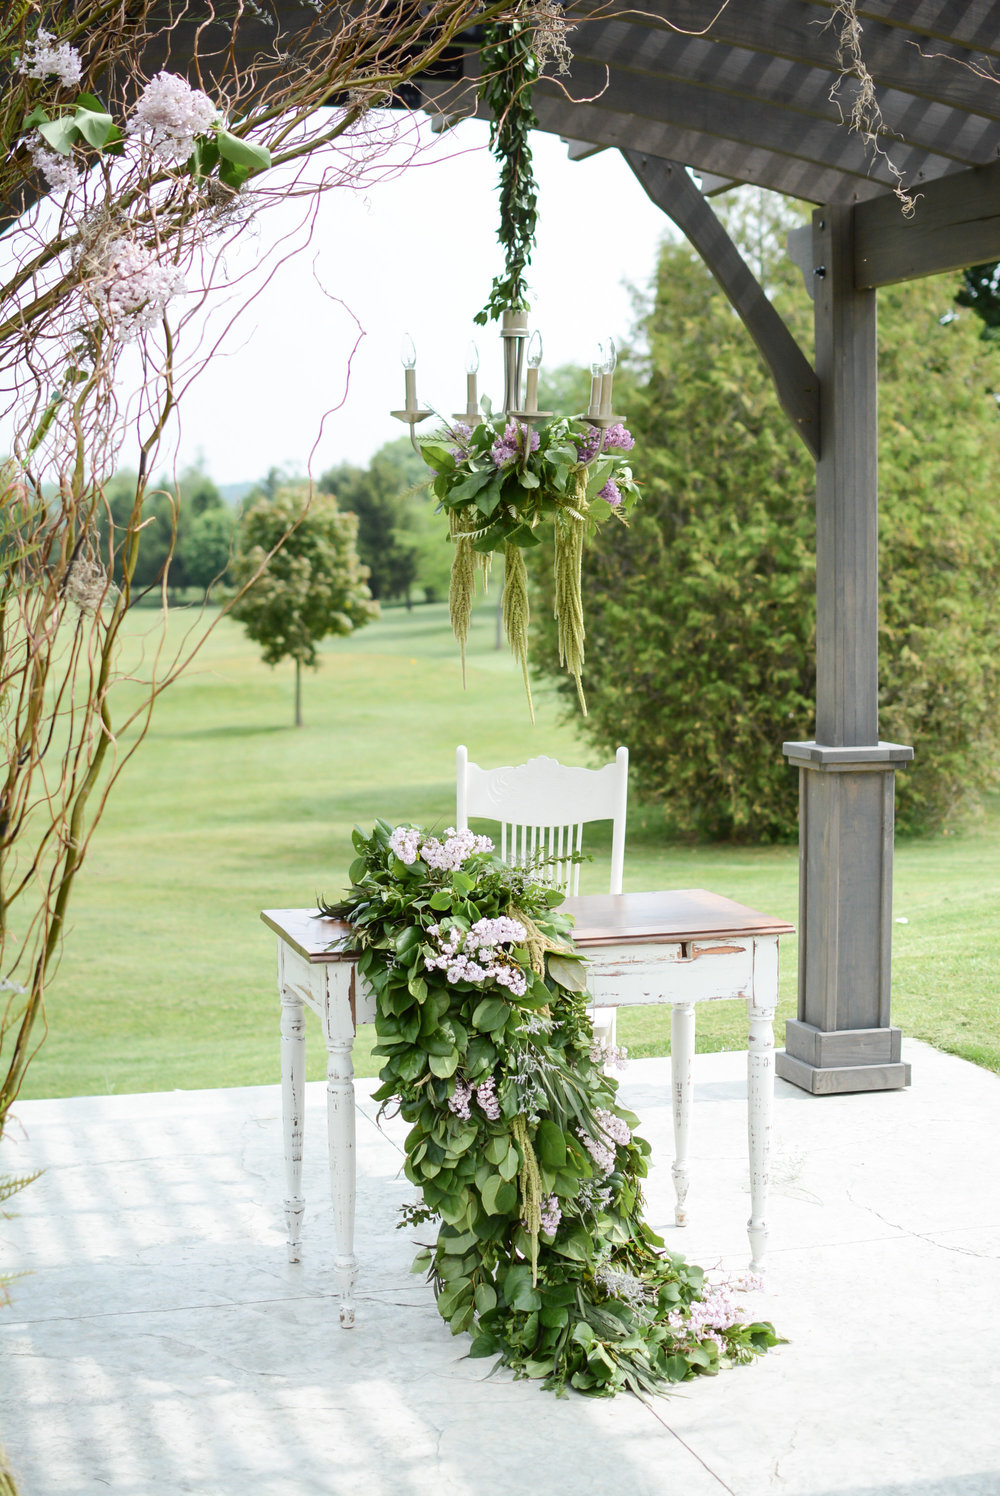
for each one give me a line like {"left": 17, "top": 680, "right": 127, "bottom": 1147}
{"left": 777, "top": 206, "right": 913, "bottom": 1096}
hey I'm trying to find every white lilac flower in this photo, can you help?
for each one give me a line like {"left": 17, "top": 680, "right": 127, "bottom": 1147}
{"left": 90, "top": 239, "right": 185, "bottom": 340}
{"left": 475, "top": 1075, "right": 501, "bottom": 1121}
{"left": 418, "top": 827, "right": 493, "bottom": 871}
{"left": 18, "top": 30, "right": 83, "bottom": 89}
{"left": 595, "top": 1108, "right": 631, "bottom": 1148}
{"left": 540, "top": 1194, "right": 562, "bottom": 1235}
{"left": 447, "top": 1077, "right": 472, "bottom": 1120}
{"left": 577, "top": 1127, "right": 616, "bottom": 1176}
{"left": 666, "top": 1273, "right": 759, "bottom": 1344}
{"left": 130, "top": 71, "right": 220, "bottom": 163}
{"left": 423, "top": 916, "right": 527, "bottom": 998}
{"left": 589, "top": 1038, "right": 629, "bottom": 1071}
{"left": 27, "top": 132, "right": 81, "bottom": 193}
{"left": 389, "top": 826, "right": 421, "bottom": 865}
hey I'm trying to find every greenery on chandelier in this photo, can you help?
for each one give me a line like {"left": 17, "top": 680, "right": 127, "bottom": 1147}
{"left": 475, "top": 20, "right": 541, "bottom": 324}
{"left": 321, "top": 822, "right": 779, "bottom": 1397}
{"left": 417, "top": 412, "right": 639, "bottom": 716}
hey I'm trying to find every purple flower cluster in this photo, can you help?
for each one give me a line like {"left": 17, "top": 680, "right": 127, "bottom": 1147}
{"left": 424, "top": 916, "right": 528, "bottom": 997}
{"left": 599, "top": 479, "right": 622, "bottom": 508}
{"left": 573, "top": 424, "right": 635, "bottom": 463}
{"left": 666, "top": 1273, "right": 763, "bottom": 1351}
{"left": 490, "top": 421, "right": 540, "bottom": 468}
{"left": 446, "top": 422, "right": 472, "bottom": 458}
{"left": 447, "top": 1074, "right": 502, "bottom": 1121}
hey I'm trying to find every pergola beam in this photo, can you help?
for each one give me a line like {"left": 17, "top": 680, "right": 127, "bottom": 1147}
{"left": 854, "top": 157, "right": 1000, "bottom": 286}
{"left": 622, "top": 151, "right": 821, "bottom": 458}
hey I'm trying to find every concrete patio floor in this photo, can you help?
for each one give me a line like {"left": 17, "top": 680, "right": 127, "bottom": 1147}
{"left": 1, "top": 1037, "right": 998, "bottom": 1496}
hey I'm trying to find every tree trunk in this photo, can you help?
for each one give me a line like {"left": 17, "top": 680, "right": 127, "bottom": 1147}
{"left": 294, "top": 659, "right": 303, "bottom": 728}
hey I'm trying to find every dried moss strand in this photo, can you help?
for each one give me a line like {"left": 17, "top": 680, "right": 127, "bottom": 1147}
{"left": 553, "top": 497, "right": 587, "bottom": 716}
{"left": 449, "top": 510, "right": 476, "bottom": 690}
{"left": 502, "top": 541, "right": 534, "bottom": 723}
{"left": 512, "top": 1112, "right": 544, "bottom": 1284}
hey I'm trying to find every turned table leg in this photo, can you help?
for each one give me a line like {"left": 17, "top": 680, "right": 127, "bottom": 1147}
{"left": 280, "top": 983, "right": 306, "bottom": 1263}
{"left": 670, "top": 1002, "right": 696, "bottom": 1228}
{"left": 326, "top": 1036, "right": 358, "bottom": 1328}
{"left": 746, "top": 998, "right": 776, "bottom": 1273}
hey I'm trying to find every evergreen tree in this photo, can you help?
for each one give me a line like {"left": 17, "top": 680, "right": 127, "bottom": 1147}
{"left": 532, "top": 217, "right": 1000, "bottom": 839}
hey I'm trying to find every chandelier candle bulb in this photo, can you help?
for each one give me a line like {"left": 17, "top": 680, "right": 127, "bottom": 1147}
{"left": 400, "top": 333, "right": 418, "bottom": 413}
{"left": 464, "top": 341, "right": 480, "bottom": 415}
{"left": 525, "top": 330, "right": 542, "bottom": 414}
{"left": 589, "top": 345, "right": 604, "bottom": 418}
{"left": 599, "top": 337, "right": 617, "bottom": 417}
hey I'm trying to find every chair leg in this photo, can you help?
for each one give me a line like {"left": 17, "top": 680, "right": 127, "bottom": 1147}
{"left": 280, "top": 985, "right": 306, "bottom": 1263}
{"left": 326, "top": 1036, "right": 359, "bottom": 1327}
{"left": 746, "top": 1000, "right": 776, "bottom": 1274}
{"left": 670, "top": 1002, "right": 696, "bottom": 1228}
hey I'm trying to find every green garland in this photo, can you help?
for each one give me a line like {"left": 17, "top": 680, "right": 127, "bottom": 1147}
{"left": 322, "top": 822, "right": 780, "bottom": 1398}
{"left": 475, "top": 20, "right": 540, "bottom": 324}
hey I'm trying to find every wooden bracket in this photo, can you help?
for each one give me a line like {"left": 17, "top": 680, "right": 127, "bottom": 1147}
{"left": 621, "top": 151, "right": 821, "bottom": 461}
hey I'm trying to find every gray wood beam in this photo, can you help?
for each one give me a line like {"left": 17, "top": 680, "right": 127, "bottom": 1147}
{"left": 545, "top": 60, "right": 963, "bottom": 190}
{"left": 813, "top": 206, "right": 879, "bottom": 744}
{"left": 854, "top": 157, "right": 1000, "bottom": 287}
{"left": 622, "top": 151, "right": 820, "bottom": 458}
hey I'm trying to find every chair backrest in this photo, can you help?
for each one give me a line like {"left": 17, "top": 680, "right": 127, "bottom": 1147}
{"left": 456, "top": 745, "right": 628, "bottom": 896}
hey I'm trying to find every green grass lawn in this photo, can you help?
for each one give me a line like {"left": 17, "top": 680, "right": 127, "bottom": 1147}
{"left": 16, "top": 600, "right": 1000, "bottom": 1100}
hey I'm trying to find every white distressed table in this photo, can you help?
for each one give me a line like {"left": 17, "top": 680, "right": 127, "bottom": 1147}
{"left": 261, "top": 889, "right": 794, "bottom": 1326}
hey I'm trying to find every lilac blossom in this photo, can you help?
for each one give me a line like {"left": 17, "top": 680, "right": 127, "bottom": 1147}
{"left": 490, "top": 421, "right": 539, "bottom": 468}
{"left": 388, "top": 825, "right": 493, "bottom": 871}
{"left": 595, "top": 1108, "right": 632, "bottom": 1148}
{"left": 424, "top": 917, "right": 528, "bottom": 998}
{"left": 27, "top": 133, "right": 81, "bottom": 193}
{"left": 475, "top": 1075, "right": 502, "bottom": 1121}
{"left": 540, "top": 1195, "right": 562, "bottom": 1235}
{"left": 666, "top": 1273, "right": 762, "bottom": 1349}
{"left": 90, "top": 240, "right": 185, "bottom": 340}
{"left": 18, "top": 30, "right": 83, "bottom": 89}
{"left": 446, "top": 422, "right": 472, "bottom": 457}
{"left": 599, "top": 478, "right": 622, "bottom": 508}
{"left": 130, "top": 71, "right": 221, "bottom": 162}
{"left": 448, "top": 1078, "right": 473, "bottom": 1120}
{"left": 573, "top": 429, "right": 602, "bottom": 463}
{"left": 603, "top": 423, "right": 635, "bottom": 451}
{"left": 589, "top": 1038, "right": 629, "bottom": 1072}
{"left": 577, "top": 1127, "right": 616, "bottom": 1177}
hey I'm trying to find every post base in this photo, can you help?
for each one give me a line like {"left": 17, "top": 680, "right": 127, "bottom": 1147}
{"left": 777, "top": 1048, "right": 911, "bottom": 1095}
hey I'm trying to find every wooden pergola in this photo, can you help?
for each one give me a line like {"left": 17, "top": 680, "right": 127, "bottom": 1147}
{"left": 413, "top": 0, "right": 1000, "bottom": 1094}
{"left": 10, "top": 2, "right": 999, "bottom": 1094}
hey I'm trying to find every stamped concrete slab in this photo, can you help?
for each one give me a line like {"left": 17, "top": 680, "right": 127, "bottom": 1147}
{"left": 2, "top": 1038, "right": 998, "bottom": 1496}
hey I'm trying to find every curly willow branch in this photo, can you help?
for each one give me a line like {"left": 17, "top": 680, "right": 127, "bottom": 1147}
{"left": 824, "top": 0, "right": 918, "bottom": 217}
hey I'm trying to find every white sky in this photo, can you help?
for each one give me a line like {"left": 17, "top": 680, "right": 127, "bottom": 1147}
{"left": 160, "top": 115, "right": 675, "bottom": 485}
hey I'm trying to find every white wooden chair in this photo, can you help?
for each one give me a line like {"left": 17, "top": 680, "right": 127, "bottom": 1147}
{"left": 455, "top": 745, "right": 628, "bottom": 1040}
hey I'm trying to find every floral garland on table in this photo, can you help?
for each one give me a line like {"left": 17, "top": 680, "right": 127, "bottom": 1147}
{"left": 321, "top": 822, "right": 780, "bottom": 1398}
{"left": 418, "top": 414, "right": 640, "bottom": 718}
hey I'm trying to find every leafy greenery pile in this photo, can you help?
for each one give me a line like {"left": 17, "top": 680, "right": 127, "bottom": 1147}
{"left": 418, "top": 414, "right": 639, "bottom": 716}
{"left": 322, "top": 822, "right": 779, "bottom": 1398}
{"left": 530, "top": 196, "right": 1000, "bottom": 839}
{"left": 475, "top": 21, "right": 540, "bottom": 323}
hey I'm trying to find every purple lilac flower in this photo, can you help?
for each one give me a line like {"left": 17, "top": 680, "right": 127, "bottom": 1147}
{"left": 446, "top": 422, "right": 472, "bottom": 458}
{"left": 574, "top": 429, "right": 602, "bottom": 463}
{"left": 490, "top": 422, "right": 539, "bottom": 468}
{"left": 540, "top": 1195, "right": 562, "bottom": 1235}
{"left": 599, "top": 478, "right": 622, "bottom": 508}
{"left": 448, "top": 1077, "right": 473, "bottom": 1120}
{"left": 603, "top": 423, "right": 635, "bottom": 451}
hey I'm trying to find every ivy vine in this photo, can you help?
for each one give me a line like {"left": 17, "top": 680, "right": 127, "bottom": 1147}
{"left": 475, "top": 20, "right": 540, "bottom": 324}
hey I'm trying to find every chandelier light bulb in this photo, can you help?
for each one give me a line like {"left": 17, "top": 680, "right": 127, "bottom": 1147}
{"left": 465, "top": 341, "right": 480, "bottom": 375}
{"left": 591, "top": 341, "right": 605, "bottom": 377}
{"left": 602, "top": 336, "right": 618, "bottom": 375}
{"left": 400, "top": 333, "right": 417, "bottom": 369}
{"left": 527, "top": 330, "right": 543, "bottom": 369}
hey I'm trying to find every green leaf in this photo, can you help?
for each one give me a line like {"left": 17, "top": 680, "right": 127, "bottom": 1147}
{"left": 497, "top": 1142, "right": 520, "bottom": 1181}
{"left": 218, "top": 157, "right": 250, "bottom": 191}
{"left": 73, "top": 104, "right": 116, "bottom": 149}
{"left": 483, "top": 1133, "right": 510, "bottom": 1166}
{"left": 23, "top": 105, "right": 49, "bottom": 130}
{"left": 468, "top": 1332, "right": 500, "bottom": 1358}
{"left": 37, "top": 116, "right": 79, "bottom": 155}
{"left": 429, "top": 1050, "right": 459, "bottom": 1078}
{"left": 215, "top": 129, "right": 271, "bottom": 172}
{"left": 503, "top": 1262, "right": 542, "bottom": 1312}
{"left": 471, "top": 997, "right": 510, "bottom": 1032}
{"left": 428, "top": 889, "right": 453, "bottom": 910}
{"left": 480, "top": 1172, "right": 515, "bottom": 1216}
{"left": 474, "top": 1282, "right": 497, "bottom": 1314}
{"left": 546, "top": 954, "right": 590, "bottom": 995}
{"left": 534, "top": 1119, "right": 567, "bottom": 1168}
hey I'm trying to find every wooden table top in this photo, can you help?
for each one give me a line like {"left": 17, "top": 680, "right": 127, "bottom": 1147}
{"left": 261, "top": 889, "right": 793, "bottom": 964}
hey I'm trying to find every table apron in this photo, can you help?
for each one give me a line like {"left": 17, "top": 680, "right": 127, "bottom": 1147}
{"left": 584, "top": 938, "right": 759, "bottom": 1006}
